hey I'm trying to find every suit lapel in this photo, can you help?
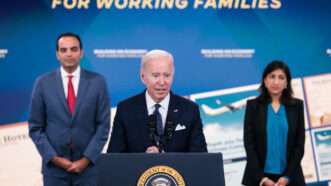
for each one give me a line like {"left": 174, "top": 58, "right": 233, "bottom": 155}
{"left": 285, "top": 103, "right": 295, "bottom": 136}
{"left": 139, "top": 91, "right": 149, "bottom": 124}
{"left": 73, "top": 69, "right": 89, "bottom": 119}
{"left": 259, "top": 101, "right": 268, "bottom": 155}
{"left": 165, "top": 93, "right": 180, "bottom": 133}
{"left": 139, "top": 91, "right": 153, "bottom": 147}
{"left": 55, "top": 69, "right": 70, "bottom": 115}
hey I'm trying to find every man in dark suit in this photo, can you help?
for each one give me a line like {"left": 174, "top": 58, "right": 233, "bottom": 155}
{"left": 107, "top": 49, "right": 207, "bottom": 153}
{"left": 28, "top": 32, "right": 110, "bottom": 186}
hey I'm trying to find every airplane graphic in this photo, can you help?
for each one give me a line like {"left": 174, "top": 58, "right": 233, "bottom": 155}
{"left": 316, "top": 133, "right": 331, "bottom": 141}
{"left": 201, "top": 96, "right": 256, "bottom": 116}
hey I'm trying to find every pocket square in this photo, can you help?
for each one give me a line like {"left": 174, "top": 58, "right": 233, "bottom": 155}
{"left": 175, "top": 124, "right": 186, "bottom": 131}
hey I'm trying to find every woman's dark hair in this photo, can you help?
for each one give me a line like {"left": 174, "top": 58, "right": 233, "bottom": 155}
{"left": 258, "top": 60, "right": 293, "bottom": 103}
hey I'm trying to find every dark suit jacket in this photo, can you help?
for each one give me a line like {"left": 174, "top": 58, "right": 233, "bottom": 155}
{"left": 242, "top": 97, "right": 305, "bottom": 186}
{"left": 28, "top": 68, "right": 110, "bottom": 179}
{"left": 107, "top": 91, "right": 207, "bottom": 153}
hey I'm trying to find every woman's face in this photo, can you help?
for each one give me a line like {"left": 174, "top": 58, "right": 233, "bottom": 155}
{"left": 264, "top": 69, "right": 288, "bottom": 98}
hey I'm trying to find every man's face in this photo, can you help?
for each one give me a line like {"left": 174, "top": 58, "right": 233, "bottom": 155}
{"left": 141, "top": 56, "right": 174, "bottom": 103}
{"left": 56, "top": 36, "right": 83, "bottom": 73}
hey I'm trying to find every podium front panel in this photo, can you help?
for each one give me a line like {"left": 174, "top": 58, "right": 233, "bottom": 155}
{"left": 96, "top": 153, "right": 225, "bottom": 186}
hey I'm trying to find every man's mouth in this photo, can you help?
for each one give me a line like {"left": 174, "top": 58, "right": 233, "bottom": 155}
{"left": 155, "top": 88, "right": 167, "bottom": 92}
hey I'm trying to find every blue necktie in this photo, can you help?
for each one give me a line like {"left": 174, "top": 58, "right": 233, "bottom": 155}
{"left": 154, "top": 104, "right": 163, "bottom": 136}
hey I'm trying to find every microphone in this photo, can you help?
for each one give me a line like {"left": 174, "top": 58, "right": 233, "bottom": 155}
{"left": 165, "top": 120, "right": 175, "bottom": 141}
{"left": 148, "top": 114, "right": 160, "bottom": 149}
{"left": 158, "top": 119, "right": 175, "bottom": 153}
{"left": 148, "top": 115, "right": 175, "bottom": 153}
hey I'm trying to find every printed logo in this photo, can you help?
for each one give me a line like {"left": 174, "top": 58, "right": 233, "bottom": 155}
{"left": 137, "top": 165, "right": 185, "bottom": 186}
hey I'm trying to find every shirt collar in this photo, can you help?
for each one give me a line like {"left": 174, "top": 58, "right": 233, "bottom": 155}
{"left": 145, "top": 91, "right": 170, "bottom": 111}
{"left": 60, "top": 66, "right": 81, "bottom": 79}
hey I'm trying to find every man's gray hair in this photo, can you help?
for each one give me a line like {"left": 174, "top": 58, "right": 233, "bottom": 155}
{"left": 140, "top": 49, "right": 174, "bottom": 70}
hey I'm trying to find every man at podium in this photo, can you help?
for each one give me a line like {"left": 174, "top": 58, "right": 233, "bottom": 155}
{"left": 107, "top": 49, "right": 207, "bottom": 153}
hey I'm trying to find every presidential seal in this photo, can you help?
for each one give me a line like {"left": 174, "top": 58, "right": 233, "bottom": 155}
{"left": 137, "top": 165, "right": 185, "bottom": 186}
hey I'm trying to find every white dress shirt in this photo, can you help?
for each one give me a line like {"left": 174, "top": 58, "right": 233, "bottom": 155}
{"left": 145, "top": 91, "right": 170, "bottom": 128}
{"left": 60, "top": 66, "right": 80, "bottom": 98}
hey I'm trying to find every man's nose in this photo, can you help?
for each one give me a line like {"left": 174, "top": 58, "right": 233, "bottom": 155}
{"left": 66, "top": 52, "right": 73, "bottom": 57}
{"left": 159, "top": 77, "right": 165, "bottom": 85}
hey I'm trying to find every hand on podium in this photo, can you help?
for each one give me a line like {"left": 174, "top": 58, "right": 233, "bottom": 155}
{"left": 145, "top": 146, "right": 160, "bottom": 153}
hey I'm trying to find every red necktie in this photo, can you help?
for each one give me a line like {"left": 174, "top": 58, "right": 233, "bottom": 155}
{"left": 67, "top": 75, "right": 76, "bottom": 114}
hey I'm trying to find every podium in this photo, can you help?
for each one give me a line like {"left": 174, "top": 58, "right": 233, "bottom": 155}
{"left": 96, "top": 153, "right": 225, "bottom": 186}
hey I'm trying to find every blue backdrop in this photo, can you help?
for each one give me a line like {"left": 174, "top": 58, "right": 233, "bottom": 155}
{"left": 1, "top": 1, "right": 331, "bottom": 185}
{"left": 1, "top": 0, "right": 330, "bottom": 125}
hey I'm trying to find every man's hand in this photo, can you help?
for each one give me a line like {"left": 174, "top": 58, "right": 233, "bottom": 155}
{"left": 51, "top": 156, "right": 72, "bottom": 170}
{"left": 66, "top": 157, "right": 90, "bottom": 173}
{"left": 145, "top": 146, "right": 160, "bottom": 153}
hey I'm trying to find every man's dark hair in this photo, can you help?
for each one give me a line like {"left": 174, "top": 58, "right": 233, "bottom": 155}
{"left": 56, "top": 32, "right": 82, "bottom": 51}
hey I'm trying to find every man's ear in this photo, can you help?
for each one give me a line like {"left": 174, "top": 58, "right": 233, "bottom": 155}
{"left": 140, "top": 72, "right": 146, "bottom": 85}
{"left": 56, "top": 51, "right": 60, "bottom": 61}
{"left": 80, "top": 49, "right": 84, "bottom": 58}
